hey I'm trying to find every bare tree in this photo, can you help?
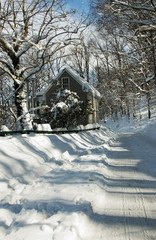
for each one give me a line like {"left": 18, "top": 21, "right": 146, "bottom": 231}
{"left": 89, "top": 0, "right": 156, "bottom": 119}
{"left": 0, "top": 0, "right": 84, "bottom": 130}
{"left": 64, "top": 33, "right": 91, "bottom": 82}
{"left": 0, "top": 71, "right": 16, "bottom": 128}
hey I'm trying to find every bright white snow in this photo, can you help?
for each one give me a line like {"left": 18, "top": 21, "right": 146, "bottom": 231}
{"left": 0, "top": 111, "right": 156, "bottom": 240}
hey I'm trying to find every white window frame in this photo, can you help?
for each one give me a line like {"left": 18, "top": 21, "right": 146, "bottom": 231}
{"left": 61, "top": 77, "right": 70, "bottom": 89}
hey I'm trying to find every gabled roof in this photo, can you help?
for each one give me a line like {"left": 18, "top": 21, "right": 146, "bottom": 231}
{"left": 38, "top": 67, "right": 101, "bottom": 98}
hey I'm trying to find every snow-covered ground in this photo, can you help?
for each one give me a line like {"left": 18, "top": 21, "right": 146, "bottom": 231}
{"left": 0, "top": 108, "right": 156, "bottom": 239}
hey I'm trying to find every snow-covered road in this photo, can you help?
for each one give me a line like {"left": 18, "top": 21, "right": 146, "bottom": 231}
{"left": 100, "top": 131, "right": 156, "bottom": 240}
{"left": 0, "top": 121, "right": 156, "bottom": 240}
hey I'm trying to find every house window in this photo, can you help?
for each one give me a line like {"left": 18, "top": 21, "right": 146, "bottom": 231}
{"left": 61, "top": 77, "right": 70, "bottom": 89}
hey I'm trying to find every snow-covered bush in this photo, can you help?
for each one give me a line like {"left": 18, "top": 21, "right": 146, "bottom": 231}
{"left": 0, "top": 125, "right": 10, "bottom": 131}
{"left": 42, "top": 89, "right": 93, "bottom": 129}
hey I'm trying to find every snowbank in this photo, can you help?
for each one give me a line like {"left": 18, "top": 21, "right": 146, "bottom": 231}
{"left": 36, "top": 124, "right": 52, "bottom": 131}
{"left": 36, "top": 123, "right": 100, "bottom": 132}
{"left": 0, "top": 125, "right": 10, "bottom": 131}
{"left": 104, "top": 100, "right": 156, "bottom": 135}
{"left": 0, "top": 111, "right": 156, "bottom": 240}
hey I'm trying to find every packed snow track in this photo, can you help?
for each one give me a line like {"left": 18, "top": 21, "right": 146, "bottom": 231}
{"left": 0, "top": 123, "right": 156, "bottom": 240}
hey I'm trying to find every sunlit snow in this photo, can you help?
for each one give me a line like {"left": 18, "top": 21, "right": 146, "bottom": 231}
{"left": 0, "top": 110, "right": 156, "bottom": 240}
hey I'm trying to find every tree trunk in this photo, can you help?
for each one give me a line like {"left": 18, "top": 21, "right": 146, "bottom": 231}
{"left": 12, "top": 52, "right": 32, "bottom": 130}
{"left": 14, "top": 82, "right": 32, "bottom": 130}
{"left": 147, "top": 93, "right": 151, "bottom": 119}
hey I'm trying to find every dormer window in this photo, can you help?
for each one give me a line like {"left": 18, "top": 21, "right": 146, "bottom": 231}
{"left": 61, "top": 77, "right": 70, "bottom": 89}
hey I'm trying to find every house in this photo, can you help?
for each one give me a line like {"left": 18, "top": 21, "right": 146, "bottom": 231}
{"left": 34, "top": 67, "right": 101, "bottom": 126}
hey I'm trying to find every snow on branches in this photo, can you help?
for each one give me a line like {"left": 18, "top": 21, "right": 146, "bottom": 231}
{"left": 41, "top": 89, "right": 93, "bottom": 129}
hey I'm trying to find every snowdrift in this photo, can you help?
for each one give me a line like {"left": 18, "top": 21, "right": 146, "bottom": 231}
{"left": 0, "top": 113, "right": 156, "bottom": 240}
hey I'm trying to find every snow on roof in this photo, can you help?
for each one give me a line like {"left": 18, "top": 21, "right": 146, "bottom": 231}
{"left": 59, "top": 67, "right": 101, "bottom": 98}
{"left": 146, "top": 75, "right": 154, "bottom": 83}
{"left": 36, "top": 79, "right": 55, "bottom": 97}
{"left": 140, "top": 75, "right": 155, "bottom": 86}
{"left": 38, "top": 67, "right": 101, "bottom": 98}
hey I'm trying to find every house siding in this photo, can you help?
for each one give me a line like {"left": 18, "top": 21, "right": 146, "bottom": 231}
{"left": 45, "top": 84, "right": 59, "bottom": 107}
{"left": 35, "top": 68, "right": 100, "bottom": 126}
{"left": 44, "top": 72, "right": 88, "bottom": 106}
{"left": 58, "top": 72, "right": 88, "bottom": 102}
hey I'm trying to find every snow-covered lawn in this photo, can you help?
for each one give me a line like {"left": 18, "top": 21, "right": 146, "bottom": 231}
{"left": 0, "top": 114, "right": 156, "bottom": 239}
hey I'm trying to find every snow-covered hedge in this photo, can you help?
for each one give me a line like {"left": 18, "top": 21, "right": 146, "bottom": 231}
{"left": 41, "top": 89, "right": 93, "bottom": 129}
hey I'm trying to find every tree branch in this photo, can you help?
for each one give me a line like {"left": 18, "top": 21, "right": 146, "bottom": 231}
{"left": 113, "top": 1, "right": 156, "bottom": 13}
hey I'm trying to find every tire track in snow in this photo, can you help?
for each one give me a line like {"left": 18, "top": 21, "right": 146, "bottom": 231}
{"left": 98, "top": 130, "right": 156, "bottom": 239}
{"left": 113, "top": 132, "right": 156, "bottom": 240}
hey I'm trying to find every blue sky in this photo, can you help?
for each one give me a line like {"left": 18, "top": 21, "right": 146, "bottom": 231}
{"left": 67, "top": 0, "right": 90, "bottom": 13}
